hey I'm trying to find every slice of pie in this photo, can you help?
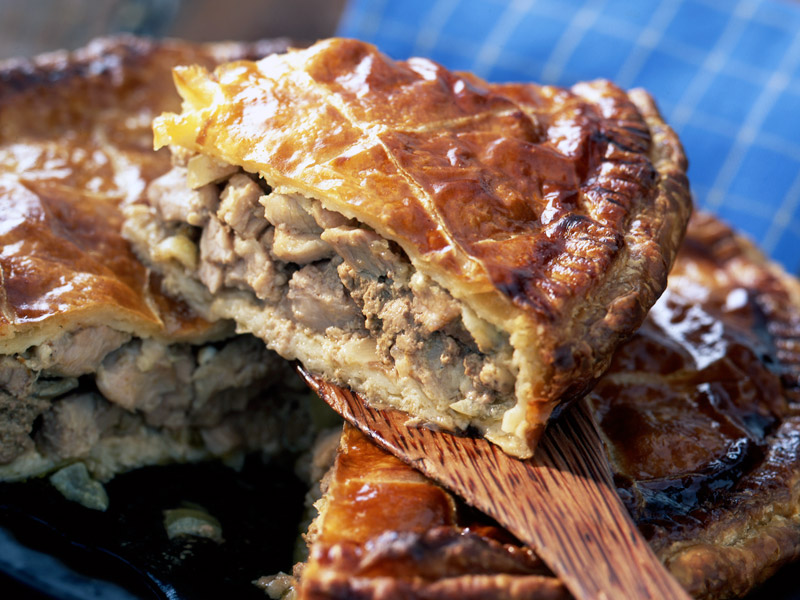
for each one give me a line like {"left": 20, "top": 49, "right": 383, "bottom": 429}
{"left": 124, "top": 38, "right": 692, "bottom": 458}
{"left": 297, "top": 213, "right": 800, "bottom": 600}
{"left": 0, "top": 36, "right": 312, "bottom": 482}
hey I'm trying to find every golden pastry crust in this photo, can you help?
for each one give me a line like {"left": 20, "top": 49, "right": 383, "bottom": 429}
{"left": 152, "top": 38, "right": 692, "bottom": 456}
{"left": 300, "top": 213, "right": 800, "bottom": 600}
{"left": 0, "top": 35, "right": 291, "bottom": 354}
{"left": 300, "top": 423, "right": 570, "bottom": 600}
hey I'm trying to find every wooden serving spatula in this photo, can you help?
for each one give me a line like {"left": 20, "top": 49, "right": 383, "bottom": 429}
{"left": 299, "top": 367, "right": 691, "bottom": 600}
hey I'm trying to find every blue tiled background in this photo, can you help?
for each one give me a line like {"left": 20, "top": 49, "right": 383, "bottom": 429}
{"left": 338, "top": 0, "right": 800, "bottom": 274}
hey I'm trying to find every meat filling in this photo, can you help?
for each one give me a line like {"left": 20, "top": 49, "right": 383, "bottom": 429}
{"left": 140, "top": 160, "right": 517, "bottom": 431}
{"left": 0, "top": 327, "right": 303, "bottom": 473}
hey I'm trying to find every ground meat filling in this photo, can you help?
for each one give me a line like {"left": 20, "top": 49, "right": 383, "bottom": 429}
{"left": 0, "top": 327, "right": 290, "bottom": 467}
{"left": 149, "top": 158, "right": 517, "bottom": 426}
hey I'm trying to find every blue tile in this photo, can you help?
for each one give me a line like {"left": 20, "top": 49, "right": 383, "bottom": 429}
{"left": 356, "top": 17, "right": 421, "bottom": 59}
{"left": 729, "top": 18, "right": 792, "bottom": 69}
{"left": 380, "top": 0, "right": 437, "bottom": 27}
{"left": 680, "top": 121, "right": 735, "bottom": 190}
{"left": 728, "top": 145, "right": 800, "bottom": 207}
{"left": 761, "top": 89, "right": 800, "bottom": 142}
{"left": 630, "top": 48, "right": 698, "bottom": 107}
{"left": 602, "top": 0, "right": 664, "bottom": 27}
{"left": 694, "top": 71, "right": 763, "bottom": 125}
{"left": 556, "top": 30, "right": 636, "bottom": 86}
{"left": 663, "top": 0, "right": 730, "bottom": 50}
{"left": 713, "top": 203, "right": 772, "bottom": 242}
{"left": 336, "top": 0, "right": 376, "bottom": 37}
{"left": 370, "top": 34, "right": 417, "bottom": 60}
{"left": 502, "top": 11, "right": 568, "bottom": 61}
{"left": 753, "top": 0, "right": 800, "bottom": 37}
{"left": 427, "top": 39, "right": 484, "bottom": 73}
{"left": 439, "top": 0, "right": 503, "bottom": 46}
{"left": 485, "top": 57, "right": 547, "bottom": 83}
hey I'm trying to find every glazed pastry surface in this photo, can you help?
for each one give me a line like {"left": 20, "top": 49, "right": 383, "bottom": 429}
{"left": 0, "top": 35, "right": 290, "bottom": 353}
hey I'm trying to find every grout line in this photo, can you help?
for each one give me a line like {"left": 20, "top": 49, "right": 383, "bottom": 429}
{"left": 614, "top": 0, "right": 683, "bottom": 88}
{"left": 412, "top": 0, "right": 461, "bottom": 57}
{"left": 539, "top": 0, "right": 606, "bottom": 84}
{"left": 471, "top": 0, "right": 537, "bottom": 78}
{"left": 705, "top": 15, "right": 800, "bottom": 212}
{"left": 668, "top": 0, "right": 757, "bottom": 130}
{"left": 340, "top": 0, "right": 390, "bottom": 39}
{"left": 761, "top": 168, "right": 800, "bottom": 254}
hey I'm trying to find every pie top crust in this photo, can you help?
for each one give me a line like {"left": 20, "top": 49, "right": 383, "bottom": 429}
{"left": 0, "top": 36, "right": 290, "bottom": 354}
{"left": 588, "top": 212, "right": 800, "bottom": 598}
{"left": 152, "top": 38, "right": 692, "bottom": 456}
{"left": 301, "top": 213, "right": 800, "bottom": 600}
{"left": 301, "top": 423, "right": 570, "bottom": 600}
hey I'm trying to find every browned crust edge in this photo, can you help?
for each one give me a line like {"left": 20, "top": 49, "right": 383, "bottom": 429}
{"left": 530, "top": 86, "right": 692, "bottom": 446}
{"left": 652, "top": 214, "right": 800, "bottom": 600}
{"left": 299, "top": 573, "right": 570, "bottom": 600}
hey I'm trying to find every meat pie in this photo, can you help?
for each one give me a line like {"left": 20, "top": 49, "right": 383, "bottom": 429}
{"left": 0, "top": 37, "right": 310, "bottom": 482}
{"left": 125, "top": 38, "right": 692, "bottom": 457}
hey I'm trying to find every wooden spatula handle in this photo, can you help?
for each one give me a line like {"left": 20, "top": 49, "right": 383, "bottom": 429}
{"left": 300, "top": 368, "right": 691, "bottom": 600}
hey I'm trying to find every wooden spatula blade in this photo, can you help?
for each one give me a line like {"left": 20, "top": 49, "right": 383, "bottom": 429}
{"left": 300, "top": 368, "right": 690, "bottom": 600}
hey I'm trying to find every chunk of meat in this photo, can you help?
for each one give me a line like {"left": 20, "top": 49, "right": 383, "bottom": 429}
{"left": 329, "top": 227, "right": 514, "bottom": 414}
{"left": 198, "top": 216, "right": 235, "bottom": 294}
{"left": 408, "top": 272, "right": 462, "bottom": 334}
{"left": 0, "top": 356, "right": 44, "bottom": 464}
{"left": 262, "top": 192, "right": 334, "bottom": 264}
{"left": 95, "top": 339, "right": 194, "bottom": 428}
{"left": 96, "top": 336, "right": 288, "bottom": 431}
{"left": 0, "top": 356, "right": 84, "bottom": 464}
{"left": 199, "top": 213, "right": 285, "bottom": 300}
{"left": 198, "top": 259, "right": 224, "bottom": 295}
{"left": 200, "top": 215, "right": 236, "bottom": 265}
{"left": 0, "top": 391, "right": 48, "bottom": 463}
{"left": 261, "top": 192, "right": 320, "bottom": 233}
{"left": 148, "top": 167, "right": 218, "bottom": 226}
{"left": 225, "top": 236, "right": 284, "bottom": 301}
{"left": 218, "top": 174, "right": 267, "bottom": 239}
{"left": 37, "top": 393, "right": 122, "bottom": 460}
{"left": 0, "top": 355, "right": 35, "bottom": 398}
{"left": 321, "top": 226, "right": 410, "bottom": 280}
{"left": 191, "top": 336, "right": 279, "bottom": 426}
{"left": 199, "top": 400, "right": 297, "bottom": 456}
{"left": 32, "top": 326, "right": 131, "bottom": 377}
{"left": 272, "top": 225, "right": 335, "bottom": 264}
{"left": 306, "top": 201, "right": 352, "bottom": 229}
{"left": 287, "top": 261, "right": 364, "bottom": 332}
